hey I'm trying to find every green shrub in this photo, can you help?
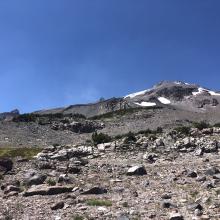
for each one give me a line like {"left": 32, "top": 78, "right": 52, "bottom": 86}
{"left": 13, "top": 114, "right": 38, "bottom": 122}
{"left": 137, "top": 129, "right": 153, "bottom": 135}
{"left": 156, "top": 127, "right": 163, "bottom": 133}
{"left": 46, "top": 178, "right": 56, "bottom": 186}
{"left": 86, "top": 199, "right": 112, "bottom": 207}
{"left": 213, "top": 123, "right": 220, "bottom": 128}
{"left": 174, "top": 126, "right": 191, "bottom": 135}
{"left": 123, "top": 132, "right": 137, "bottom": 144}
{"left": 193, "top": 121, "right": 210, "bottom": 130}
{"left": 92, "top": 132, "right": 112, "bottom": 145}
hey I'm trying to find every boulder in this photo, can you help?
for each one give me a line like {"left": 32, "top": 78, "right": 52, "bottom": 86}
{"left": 51, "top": 201, "right": 64, "bottom": 210}
{"left": 127, "top": 165, "right": 147, "bottom": 176}
{"left": 0, "top": 158, "right": 13, "bottom": 173}
{"left": 81, "top": 186, "right": 107, "bottom": 195}
{"left": 23, "top": 170, "right": 47, "bottom": 186}
{"left": 23, "top": 185, "right": 74, "bottom": 197}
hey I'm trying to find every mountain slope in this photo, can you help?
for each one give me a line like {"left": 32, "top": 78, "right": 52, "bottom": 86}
{"left": 35, "top": 81, "right": 220, "bottom": 117}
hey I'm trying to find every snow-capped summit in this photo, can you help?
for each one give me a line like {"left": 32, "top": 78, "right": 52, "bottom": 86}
{"left": 124, "top": 81, "right": 220, "bottom": 111}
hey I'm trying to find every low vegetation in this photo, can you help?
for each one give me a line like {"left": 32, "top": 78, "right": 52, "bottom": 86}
{"left": 92, "top": 132, "right": 112, "bottom": 145}
{"left": 89, "top": 106, "right": 162, "bottom": 120}
{"left": 12, "top": 113, "right": 86, "bottom": 123}
{"left": 193, "top": 121, "right": 210, "bottom": 130}
{"left": 46, "top": 178, "right": 56, "bottom": 186}
{"left": 86, "top": 199, "right": 112, "bottom": 207}
{"left": 174, "top": 126, "right": 191, "bottom": 135}
{"left": 123, "top": 132, "right": 137, "bottom": 144}
{"left": 0, "top": 147, "right": 42, "bottom": 159}
{"left": 72, "top": 215, "right": 84, "bottom": 220}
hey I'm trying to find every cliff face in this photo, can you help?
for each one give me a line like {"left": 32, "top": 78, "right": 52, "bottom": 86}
{"left": 35, "top": 98, "right": 130, "bottom": 118}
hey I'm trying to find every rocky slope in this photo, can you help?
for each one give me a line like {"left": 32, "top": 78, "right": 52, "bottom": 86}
{"left": 1, "top": 127, "right": 220, "bottom": 219}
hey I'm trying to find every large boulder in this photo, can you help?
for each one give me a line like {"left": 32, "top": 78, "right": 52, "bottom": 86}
{"left": 23, "top": 170, "right": 47, "bottom": 186}
{"left": 0, "top": 158, "right": 13, "bottom": 173}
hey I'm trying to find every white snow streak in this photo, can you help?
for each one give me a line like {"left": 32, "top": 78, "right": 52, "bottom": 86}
{"left": 134, "top": 102, "right": 156, "bottom": 107}
{"left": 124, "top": 89, "right": 150, "bottom": 98}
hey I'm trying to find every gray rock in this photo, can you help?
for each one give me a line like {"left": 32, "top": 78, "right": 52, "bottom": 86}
{"left": 81, "top": 186, "right": 107, "bottom": 195}
{"left": 194, "top": 209, "right": 203, "bottom": 216}
{"left": 161, "top": 200, "right": 176, "bottom": 208}
{"left": 187, "top": 203, "right": 203, "bottom": 211}
{"left": 4, "top": 185, "right": 20, "bottom": 194}
{"left": 127, "top": 165, "right": 147, "bottom": 176}
{"left": 169, "top": 212, "right": 184, "bottom": 220}
{"left": 50, "top": 149, "right": 68, "bottom": 161}
{"left": 23, "top": 185, "right": 74, "bottom": 196}
{"left": 205, "top": 167, "right": 220, "bottom": 176}
{"left": 0, "top": 158, "right": 13, "bottom": 173}
{"left": 51, "top": 201, "right": 64, "bottom": 210}
{"left": 187, "top": 171, "right": 197, "bottom": 178}
{"left": 67, "top": 164, "right": 81, "bottom": 174}
{"left": 23, "top": 170, "right": 47, "bottom": 186}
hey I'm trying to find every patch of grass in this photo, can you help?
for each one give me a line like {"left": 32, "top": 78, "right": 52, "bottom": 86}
{"left": 72, "top": 215, "right": 84, "bottom": 220}
{"left": 215, "top": 188, "right": 220, "bottom": 195}
{"left": 86, "top": 199, "right": 112, "bottom": 207}
{"left": 205, "top": 197, "right": 212, "bottom": 206}
{"left": 46, "top": 178, "right": 56, "bottom": 186}
{"left": 189, "top": 190, "right": 199, "bottom": 198}
{"left": 0, "top": 147, "right": 42, "bottom": 159}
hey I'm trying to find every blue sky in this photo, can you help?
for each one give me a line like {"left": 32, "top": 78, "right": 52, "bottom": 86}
{"left": 1, "top": 0, "right": 220, "bottom": 113}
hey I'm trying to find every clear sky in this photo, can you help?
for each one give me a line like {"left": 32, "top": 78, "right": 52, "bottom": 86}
{"left": 1, "top": 0, "right": 220, "bottom": 113}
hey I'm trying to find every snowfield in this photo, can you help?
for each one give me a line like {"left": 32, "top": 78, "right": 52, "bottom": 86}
{"left": 158, "top": 97, "right": 171, "bottom": 104}
{"left": 134, "top": 101, "right": 156, "bottom": 107}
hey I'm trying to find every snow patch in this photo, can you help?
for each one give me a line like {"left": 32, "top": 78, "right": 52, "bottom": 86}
{"left": 134, "top": 101, "right": 156, "bottom": 107}
{"left": 158, "top": 97, "right": 171, "bottom": 104}
{"left": 174, "top": 81, "right": 191, "bottom": 86}
{"left": 209, "top": 91, "right": 220, "bottom": 96}
{"left": 124, "top": 89, "right": 151, "bottom": 98}
{"left": 192, "top": 87, "right": 220, "bottom": 96}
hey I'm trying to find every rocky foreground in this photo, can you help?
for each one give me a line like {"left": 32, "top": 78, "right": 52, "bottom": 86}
{"left": 1, "top": 127, "right": 220, "bottom": 219}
